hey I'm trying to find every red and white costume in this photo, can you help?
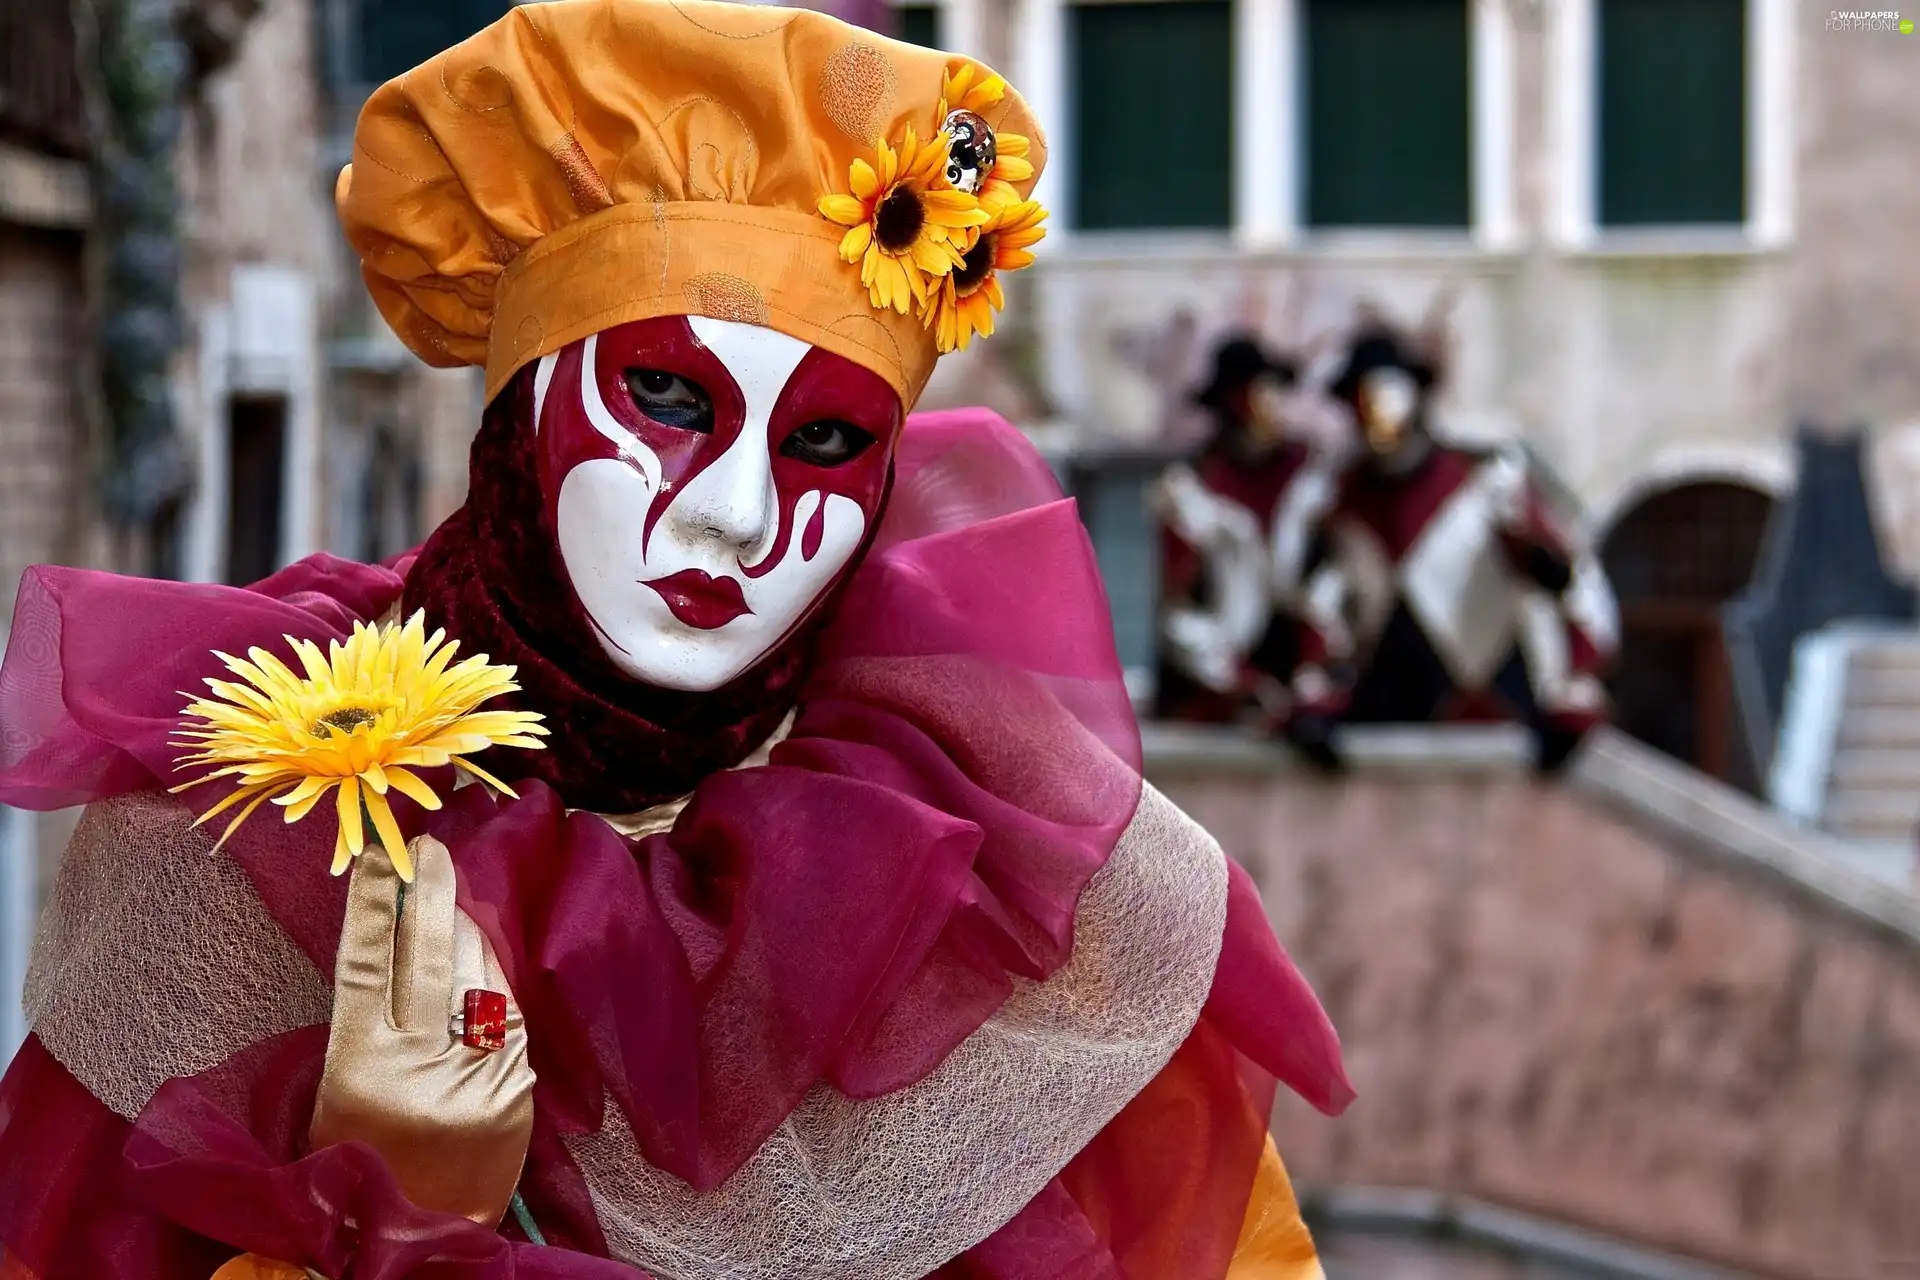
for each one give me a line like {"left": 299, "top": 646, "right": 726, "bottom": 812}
{"left": 1293, "top": 441, "right": 1618, "bottom": 734}
{"left": 1152, "top": 444, "right": 1336, "bottom": 718}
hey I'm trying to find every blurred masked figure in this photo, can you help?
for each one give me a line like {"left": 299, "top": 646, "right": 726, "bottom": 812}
{"left": 1285, "top": 321, "right": 1619, "bottom": 773}
{"left": 1152, "top": 336, "right": 1337, "bottom": 727}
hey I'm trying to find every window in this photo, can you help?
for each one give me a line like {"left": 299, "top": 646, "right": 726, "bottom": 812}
{"left": 1070, "top": 1, "right": 1232, "bottom": 231}
{"left": 897, "top": 3, "right": 940, "bottom": 47}
{"left": 1303, "top": 0, "right": 1470, "bottom": 228}
{"left": 1598, "top": 0, "right": 1745, "bottom": 226}
{"left": 355, "top": 0, "right": 514, "bottom": 86}
{"left": 226, "top": 395, "right": 288, "bottom": 587}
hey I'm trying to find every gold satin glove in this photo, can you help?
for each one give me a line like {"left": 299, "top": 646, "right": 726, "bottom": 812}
{"left": 309, "top": 836, "right": 535, "bottom": 1228}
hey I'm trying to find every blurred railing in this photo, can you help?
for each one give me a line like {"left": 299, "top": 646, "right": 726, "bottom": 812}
{"left": 0, "top": 803, "right": 28, "bottom": 1067}
{"left": 0, "top": 627, "right": 31, "bottom": 1068}
{"left": 0, "top": 2, "right": 87, "bottom": 158}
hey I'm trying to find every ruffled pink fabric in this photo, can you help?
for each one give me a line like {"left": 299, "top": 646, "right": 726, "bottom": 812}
{"left": 0, "top": 408, "right": 1350, "bottom": 1277}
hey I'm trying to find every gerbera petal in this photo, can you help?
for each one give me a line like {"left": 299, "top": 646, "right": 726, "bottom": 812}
{"left": 292, "top": 638, "right": 332, "bottom": 686}
{"left": 273, "top": 774, "right": 333, "bottom": 810}
{"left": 385, "top": 766, "right": 445, "bottom": 812}
{"left": 190, "top": 780, "right": 278, "bottom": 831}
{"left": 849, "top": 159, "right": 880, "bottom": 201}
{"left": 337, "top": 775, "right": 364, "bottom": 857}
{"left": 364, "top": 790, "right": 413, "bottom": 883}
{"left": 331, "top": 823, "right": 353, "bottom": 876}
{"left": 454, "top": 755, "right": 518, "bottom": 798}
{"left": 213, "top": 785, "right": 284, "bottom": 852}
{"left": 282, "top": 782, "right": 335, "bottom": 824}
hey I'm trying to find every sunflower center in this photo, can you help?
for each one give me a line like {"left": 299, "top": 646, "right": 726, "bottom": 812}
{"left": 313, "top": 706, "right": 379, "bottom": 737}
{"left": 874, "top": 186, "right": 927, "bottom": 253}
{"left": 952, "top": 233, "right": 996, "bottom": 296}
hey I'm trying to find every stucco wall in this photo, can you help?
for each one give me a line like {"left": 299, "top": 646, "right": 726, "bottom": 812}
{"left": 1787, "top": 6, "right": 1920, "bottom": 432}
{"left": 1149, "top": 731, "right": 1920, "bottom": 1279}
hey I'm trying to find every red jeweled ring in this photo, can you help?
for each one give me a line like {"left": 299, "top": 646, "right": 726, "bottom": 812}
{"left": 449, "top": 988, "right": 508, "bottom": 1052}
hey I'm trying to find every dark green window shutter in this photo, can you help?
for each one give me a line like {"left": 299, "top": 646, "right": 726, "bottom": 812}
{"left": 1599, "top": 0, "right": 1746, "bottom": 226}
{"left": 1070, "top": 1, "right": 1233, "bottom": 230}
{"left": 358, "top": 0, "right": 513, "bottom": 86}
{"left": 1303, "top": 0, "right": 1470, "bottom": 228}
{"left": 898, "top": 4, "right": 941, "bottom": 48}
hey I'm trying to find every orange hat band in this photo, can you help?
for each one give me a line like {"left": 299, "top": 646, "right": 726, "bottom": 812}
{"left": 486, "top": 202, "right": 935, "bottom": 408}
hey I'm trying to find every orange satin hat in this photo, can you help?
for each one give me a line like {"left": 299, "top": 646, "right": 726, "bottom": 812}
{"left": 336, "top": 0, "right": 1048, "bottom": 408}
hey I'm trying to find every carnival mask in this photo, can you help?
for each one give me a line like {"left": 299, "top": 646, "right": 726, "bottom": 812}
{"left": 1244, "top": 373, "right": 1290, "bottom": 450}
{"left": 531, "top": 315, "right": 904, "bottom": 691}
{"left": 1357, "top": 366, "right": 1420, "bottom": 456}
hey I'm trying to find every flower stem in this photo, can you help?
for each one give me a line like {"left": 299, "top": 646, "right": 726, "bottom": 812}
{"left": 510, "top": 1191, "right": 546, "bottom": 1245}
{"left": 364, "top": 794, "right": 407, "bottom": 921}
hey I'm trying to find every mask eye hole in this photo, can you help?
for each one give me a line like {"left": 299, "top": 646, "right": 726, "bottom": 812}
{"left": 625, "top": 368, "right": 714, "bottom": 433}
{"left": 781, "top": 419, "right": 875, "bottom": 467}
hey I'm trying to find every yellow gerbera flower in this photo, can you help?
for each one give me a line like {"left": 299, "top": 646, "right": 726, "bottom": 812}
{"left": 921, "top": 196, "right": 1047, "bottom": 353}
{"left": 170, "top": 610, "right": 548, "bottom": 882}
{"left": 818, "top": 125, "right": 988, "bottom": 315}
{"left": 935, "top": 64, "right": 1037, "bottom": 206}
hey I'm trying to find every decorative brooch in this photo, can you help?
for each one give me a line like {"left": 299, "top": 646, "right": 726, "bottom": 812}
{"left": 818, "top": 62, "right": 1049, "bottom": 353}
{"left": 170, "top": 610, "right": 547, "bottom": 882}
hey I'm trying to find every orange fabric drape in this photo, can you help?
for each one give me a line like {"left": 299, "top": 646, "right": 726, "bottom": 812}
{"left": 209, "top": 1256, "right": 310, "bottom": 1280}
{"left": 1227, "top": 1137, "right": 1324, "bottom": 1280}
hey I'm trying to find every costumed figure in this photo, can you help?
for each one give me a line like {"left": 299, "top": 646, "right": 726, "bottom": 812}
{"left": 1150, "top": 337, "right": 1335, "bottom": 729}
{"left": 0, "top": 4, "right": 1352, "bottom": 1278}
{"left": 1284, "top": 316, "right": 1619, "bottom": 774}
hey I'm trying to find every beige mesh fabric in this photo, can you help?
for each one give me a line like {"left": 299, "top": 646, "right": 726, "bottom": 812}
{"left": 25, "top": 792, "right": 332, "bottom": 1120}
{"left": 17, "top": 760, "right": 1231, "bottom": 1280}
{"left": 565, "top": 783, "right": 1229, "bottom": 1280}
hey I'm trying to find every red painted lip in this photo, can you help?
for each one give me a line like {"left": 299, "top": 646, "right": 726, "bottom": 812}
{"left": 642, "top": 569, "right": 751, "bottom": 630}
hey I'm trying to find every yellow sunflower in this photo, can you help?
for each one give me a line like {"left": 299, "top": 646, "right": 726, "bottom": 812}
{"left": 170, "top": 610, "right": 548, "bottom": 881}
{"left": 921, "top": 195, "right": 1048, "bottom": 353}
{"left": 979, "top": 131, "right": 1036, "bottom": 206}
{"left": 936, "top": 64, "right": 1037, "bottom": 206}
{"left": 938, "top": 63, "right": 1006, "bottom": 118}
{"left": 819, "top": 125, "right": 987, "bottom": 314}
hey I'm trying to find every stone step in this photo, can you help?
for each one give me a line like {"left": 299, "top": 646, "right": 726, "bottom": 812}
{"left": 1843, "top": 667, "right": 1920, "bottom": 705}
{"left": 1823, "top": 790, "right": 1920, "bottom": 835}
{"left": 1836, "top": 709, "right": 1920, "bottom": 748}
{"left": 1830, "top": 749, "right": 1920, "bottom": 789}
{"left": 1846, "top": 644, "right": 1920, "bottom": 675}
{"left": 1827, "top": 819, "right": 1920, "bottom": 848}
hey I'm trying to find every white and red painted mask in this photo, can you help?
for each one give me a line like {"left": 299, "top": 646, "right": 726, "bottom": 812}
{"left": 531, "top": 315, "right": 903, "bottom": 691}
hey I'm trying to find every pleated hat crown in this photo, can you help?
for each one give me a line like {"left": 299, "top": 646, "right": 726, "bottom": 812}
{"left": 336, "top": 0, "right": 1048, "bottom": 408}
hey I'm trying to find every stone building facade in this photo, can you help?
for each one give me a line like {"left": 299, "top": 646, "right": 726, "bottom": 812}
{"left": 901, "top": 0, "right": 1920, "bottom": 793}
{"left": 912, "top": 0, "right": 1920, "bottom": 523}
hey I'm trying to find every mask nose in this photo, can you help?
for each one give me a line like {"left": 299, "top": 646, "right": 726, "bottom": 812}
{"left": 675, "top": 433, "right": 774, "bottom": 553}
{"left": 1359, "top": 369, "right": 1417, "bottom": 451}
